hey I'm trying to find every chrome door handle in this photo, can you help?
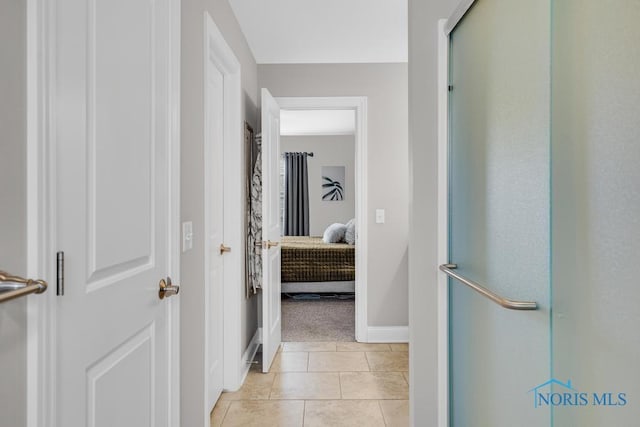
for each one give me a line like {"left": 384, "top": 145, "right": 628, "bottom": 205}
{"left": 158, "top": 277, "right": 179, "bottom": 300}
{"left": 219, "top": 244, "right": 231, "bottom": 255}
{"left": 0, "top": 270, "right": 48, "bottom": 303}
{"left": 439, "top": 264, "right": 537, "bottom": 310}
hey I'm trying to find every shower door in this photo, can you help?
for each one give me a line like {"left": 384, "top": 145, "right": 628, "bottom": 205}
{"left": 446, "top": 0, "right": 640, "bottom": 426}
{"left": 551, "top": 1, "right": 640, "bottom": 425}
{"left": 446, "top": 0, "right": 551, "bottom": 425}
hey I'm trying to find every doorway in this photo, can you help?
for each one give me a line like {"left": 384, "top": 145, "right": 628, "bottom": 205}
{"left": 279, "top": 109, "right": 357, "bottom": 342}
{"left": 202, "top": 13, "right": 245, "bottom": 425}
{"left": 276, "top": 97, "right": 367, "bottom": 342}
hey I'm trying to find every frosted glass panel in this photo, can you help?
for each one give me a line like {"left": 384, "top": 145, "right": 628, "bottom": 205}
{"left": 551, "top": 1, "right": 640, "bottom": 425}
{"left": 448, "top": 0, "right": 550, "bottom": 425}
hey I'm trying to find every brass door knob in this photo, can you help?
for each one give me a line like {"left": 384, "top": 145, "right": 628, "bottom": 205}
{"left": 159, "top": 277, "right": 179, "bottom": 300}
{"left": 219, "top": 244, "right": 231, "bottom": 255}
{"left": 265, "top": 240, "right": 279, "bottom": 249}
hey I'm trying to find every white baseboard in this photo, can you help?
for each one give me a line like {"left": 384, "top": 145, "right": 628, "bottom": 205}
{"left": 239, "top": 328, "right": 261, "bottom": 386}
{"left": 366, "top": 326, "right": 409, "bottom": 343}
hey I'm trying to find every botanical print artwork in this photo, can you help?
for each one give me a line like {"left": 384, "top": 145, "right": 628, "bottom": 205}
{"left": 322, "top": 166, "right": 345, "bottom": 201}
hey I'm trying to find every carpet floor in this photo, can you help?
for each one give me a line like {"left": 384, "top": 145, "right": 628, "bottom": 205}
{"left": 281, "top": 295, "right": 355, "bottom": 342}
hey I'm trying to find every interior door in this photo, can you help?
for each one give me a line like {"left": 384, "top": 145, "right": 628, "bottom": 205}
{"left": 261, "top": 88, "right": 282, "bottom": 372}
{"left": 205, "top": 63, "right": 225, "bottom": 409}
{"left": 447, "top": 0, "right": 551, "bottom": 426}
{"left": 55, "top": 0, "right": 176, "bottom": 426}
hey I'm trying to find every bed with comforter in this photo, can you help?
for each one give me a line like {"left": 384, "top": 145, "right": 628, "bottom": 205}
{"left": 280, "top": 236, "right": 355, "bottom": 293}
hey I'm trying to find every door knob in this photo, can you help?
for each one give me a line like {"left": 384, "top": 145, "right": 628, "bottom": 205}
{"left": 265, "top": 240, "right": 279, "bottom": 249}
{"left": 158, "top": 277, "right": 179, "bottom": 299}
{"left": 219, "top": 244, "right": 231, "bottom": 255}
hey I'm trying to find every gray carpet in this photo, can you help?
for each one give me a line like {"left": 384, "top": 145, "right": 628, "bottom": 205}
{"left": 281, "top": 296, "right": 355, "bottom": 342}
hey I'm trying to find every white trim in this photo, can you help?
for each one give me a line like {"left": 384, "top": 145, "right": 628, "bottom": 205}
{"left": 275, "top": 96, "right": 369, "bottom": 342}
{"left": 437, "top": 19, "right": 450, "bottom": 427}
{"left": 366, "top": 327, "right": 409, "bottom": 343}
{"left": 27, "top": 1, "right": 56, "bottom": 426}
{"left": 238, "top": 328, "right": 261, "bottom": 388}
{"left": 445, "top": 0, "right": 477, "bottom": 35}
{"left": 280, "top": 130, "right": 355, "bottom": 137}
{"left": 167, "top": 1, "right": 181, "bottom": 426}
{"left": 203, "top": 12, "right": 244, "bottom": 402}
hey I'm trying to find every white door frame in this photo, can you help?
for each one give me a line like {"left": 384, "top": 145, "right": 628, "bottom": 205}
{"left": 275, "top": 96, "right": 369, "bottom": 342}
{"left": 203, "top": 13, "right": 245, "bottom": 394}
{"left": 25, "top": 1, "right": 182, "bottom": 426}
{"left": 436, "top": 18, "right": 450, "bottom": 427}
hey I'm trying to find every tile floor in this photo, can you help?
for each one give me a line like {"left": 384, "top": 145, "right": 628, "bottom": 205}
{"left": 211, "top": 342, "right": 409, "bottom": 426}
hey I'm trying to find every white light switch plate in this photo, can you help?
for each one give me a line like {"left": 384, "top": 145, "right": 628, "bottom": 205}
{"left": 182, "top": 221, "right": 193, "bottom": 252}
{"left": 375, "top": 209, "right": 385, "bottom": 224}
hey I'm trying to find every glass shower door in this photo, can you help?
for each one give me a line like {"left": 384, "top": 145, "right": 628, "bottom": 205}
{"left": 448, "top": 0, "right": 640, "bottom": 425}
{"left": 551, "top": 1, "right": 640, "bottom": 425}
{"left": 447, "top": 0, "right": 551, "bottom": 425}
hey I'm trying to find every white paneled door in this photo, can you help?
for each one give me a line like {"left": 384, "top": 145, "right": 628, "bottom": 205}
{"left": 261, "top": 89, "right": 282, "bottom": 372}
{"left": 205, "top": 61, "right": 225, "bottom": 409}
{"left": 55, "top": 0, "right": 177, "bottom": 426}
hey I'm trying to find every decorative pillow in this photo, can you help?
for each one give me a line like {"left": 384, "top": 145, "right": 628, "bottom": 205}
{"left": 344, "top": 218, "right": 356, "bottom": 245}
{"left": 323, "top": 223, "right": 347, "bottom": 244}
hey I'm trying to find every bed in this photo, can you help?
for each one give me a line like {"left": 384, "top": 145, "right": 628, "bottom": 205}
{"left": 280, "top": 236, "right": 355, "bottom": 293}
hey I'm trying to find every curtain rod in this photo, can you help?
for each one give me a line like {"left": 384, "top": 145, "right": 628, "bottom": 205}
{"left": 282, "top": 152, "right": 314, "bottom": 157}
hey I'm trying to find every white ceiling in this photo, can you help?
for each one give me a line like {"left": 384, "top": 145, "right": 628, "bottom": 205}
{"left": 228, "top": 0, "right": 408, "bottom": 64}
{"left": 280, "top": 110, "right": 355, "bottom": 136}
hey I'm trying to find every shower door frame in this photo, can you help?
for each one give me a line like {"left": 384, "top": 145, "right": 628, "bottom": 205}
{"left": 436, "top": 2, "right": 480, "bottom": 427}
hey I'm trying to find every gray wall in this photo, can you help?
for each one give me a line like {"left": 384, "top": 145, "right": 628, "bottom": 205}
{"left": 407, "top": 0, "right": 457, "bottom": 425}
{"left": 0, "top": 1, "right": 28, "bottom": 426}
{"left": 180, "top": 0, "right": 258, "bottom": 425}
{"left": 260, "top": 63, "right": 409, "bottom": 327}
{"left": 281, "top": 135, "right": 355, "bottom": 236}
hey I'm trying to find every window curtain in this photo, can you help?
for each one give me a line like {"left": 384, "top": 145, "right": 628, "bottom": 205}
{"left": 283, "top": 152, "right": 310, "bottom": 236}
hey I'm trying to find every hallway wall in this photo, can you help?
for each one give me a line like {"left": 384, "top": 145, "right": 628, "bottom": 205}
{"left": 0, "top": 1, "right": 28, "bottom": 425}
{"left": 259, "top": 63, "right": 410, "bottom": 329}
{"left": 180, "top": 0, "right": 259, "bottom": 425}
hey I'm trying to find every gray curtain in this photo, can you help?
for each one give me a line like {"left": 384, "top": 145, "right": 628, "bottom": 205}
{"left": 283, "top": 152, "right": 310, "bottom": 236}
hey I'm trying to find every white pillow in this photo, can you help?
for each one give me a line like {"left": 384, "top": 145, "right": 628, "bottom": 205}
{"left": 323, "top": 223, "right": 347, "bottom": 244}
{"left": 344, "top": 218, "right": 356, "bottom": 245}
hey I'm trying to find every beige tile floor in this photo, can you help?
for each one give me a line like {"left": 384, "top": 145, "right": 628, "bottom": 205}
{"left": 211, "top": 342, "right": 409, "bottom": 426}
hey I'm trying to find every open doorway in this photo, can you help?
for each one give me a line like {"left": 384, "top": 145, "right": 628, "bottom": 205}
{"left": 279, "top": 109, "right": 357, "bottom": 342}
{"left": 252, "top": 94, "right": 369, "bottom": 372}
{"left": 272, "top": 96, "right": 368, "bottom": 344}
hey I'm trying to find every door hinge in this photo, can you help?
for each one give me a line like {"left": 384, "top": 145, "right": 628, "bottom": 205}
{"left": 56, "top": 251, "right": 64, "bottom": 296}
{"left": 448, "top": 85, "right": 454, "bottom": 92}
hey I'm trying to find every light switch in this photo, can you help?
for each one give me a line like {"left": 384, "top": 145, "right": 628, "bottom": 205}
{"left": 182, "top": 221, "right": 193, "bottom": 252}
{"left": 375, "top": 209, "right": 385, "bottom": 224}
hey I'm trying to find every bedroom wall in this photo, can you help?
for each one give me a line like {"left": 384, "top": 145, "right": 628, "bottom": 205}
{"left": 407, "top": 0, "right": 458, "bottom": 425}
{"left": 180, "top": 0, "right": 259, "bottom": 425}
{"left": 281, "top": 134, "right": 356, "bottom": 236}
{"left": 0, "top": 0, "right": 28, "bottom": 425}
{"left": 259, "top": 63, "right": 409, "bottom": 328}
